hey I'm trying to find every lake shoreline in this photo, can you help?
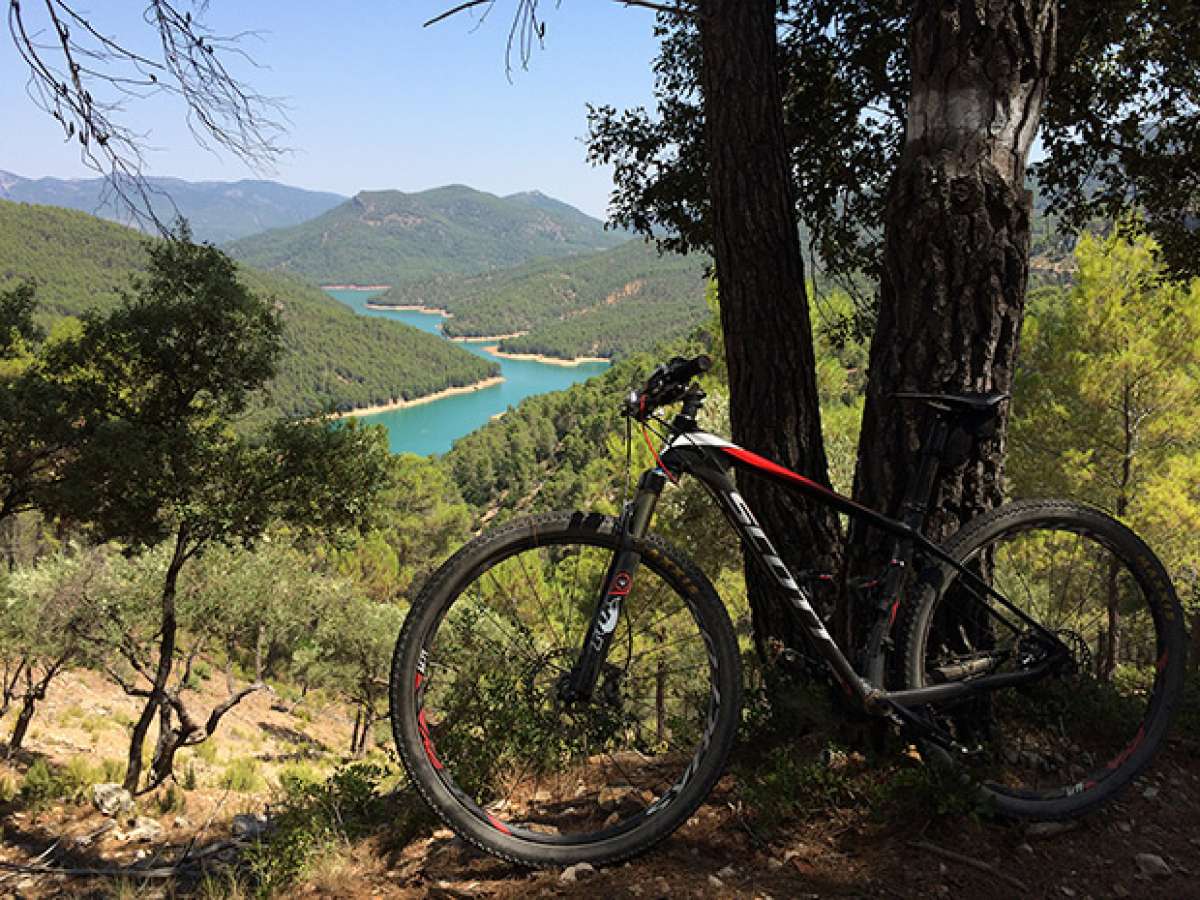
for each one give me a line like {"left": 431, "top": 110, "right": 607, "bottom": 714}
{"left": 365, "top": 302, "right": 453, "bottom": 317}
{"left": 334, "top": 375, "right": 505, "bottom": 419}
{"left": 451, "top": 331, "right": 528, "bottom": 342}
{"left": 321, "top": 283, "right": 391, "bottom": 291}
{"left": 483, "top": 346, "right": 610, "bottom": 367}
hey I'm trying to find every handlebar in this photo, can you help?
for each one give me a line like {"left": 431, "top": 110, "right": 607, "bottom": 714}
{"left": 622, "top": 354, "right": 712, "bottom": 422}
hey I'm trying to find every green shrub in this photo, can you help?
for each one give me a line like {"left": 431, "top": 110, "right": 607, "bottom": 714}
{"left": 0, "top": 774, "right": 18, "bottom": 803}
{"left": 181, "top": 761, "right": 199, "bottom": 791}
{"left": 20, "top": 759, "right": 65, "bottom": 806}
{"left": 220, "top": 757, "right": 265, "bottom": 793}
{"left": 244, "top": 760, "right": 430, "bottom": 893}
{"left": 157, "top": 783, "right": 186, "bottom": 814}
{"left": 193, "top": 739, "right": 220, "bottom": 765}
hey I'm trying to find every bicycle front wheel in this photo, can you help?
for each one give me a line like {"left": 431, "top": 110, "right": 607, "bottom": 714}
{"left": 390, "top": 511, "right": 742, "bottom": 867}
{"left": 899, "top": 500, "right": 1185, "bottom": 819}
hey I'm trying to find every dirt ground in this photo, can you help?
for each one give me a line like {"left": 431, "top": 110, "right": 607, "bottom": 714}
{"left": 0, "top": 671, "right": 1196, "bottom": 898}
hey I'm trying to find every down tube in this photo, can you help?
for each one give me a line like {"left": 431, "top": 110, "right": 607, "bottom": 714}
{"left": 687, "top": 461, "right": 870, "bottom": 702}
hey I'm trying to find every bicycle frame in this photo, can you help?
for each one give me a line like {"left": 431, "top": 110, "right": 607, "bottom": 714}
{"left": 567, "top": 424, "right": 1069, "bottom": 737}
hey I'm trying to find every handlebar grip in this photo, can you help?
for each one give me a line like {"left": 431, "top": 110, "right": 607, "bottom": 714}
{"left": 665, "top": 354, "right": 712, "bottom": 384}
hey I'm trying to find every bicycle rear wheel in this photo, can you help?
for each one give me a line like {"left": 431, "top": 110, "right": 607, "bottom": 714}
{"left": 899, "top": 500, "right": 1185, "bottom": 819}
{"left": 390, "top": 511, "right": 741, "bottom": 867}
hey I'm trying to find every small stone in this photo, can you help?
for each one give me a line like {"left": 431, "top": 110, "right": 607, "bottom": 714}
{"left": 1026, "top": 821, "right": 1079, "bottom": 839}
{"left": 1135, "top": 853, "right": 1171, "bottom": 879}
{"left": 717, "top": 865, "right": 736, "bottom": 879}
{"left": 1017, "top": 842, "right": 1034, "bottom": 854}
{"left": 232, "top": 812, "right": 269, "bottom": 839}
{"left": 1142, "top": 786, "right": 1159, "bottom": 801}
{"left": 1112, "top": 883, "right": 1130, "bottom": 897}
{"left": 560, "top": 862, "right": 596, "bottom": 883}
{"left": 1060, "top": 888, "right": 1076, "bottom": 897}
{"left": 134, "top": 848, "right": 149, "bottom": 861}
{"left": 598, "top": 786, "right": 632, "bottom": 810}
{"left": 708, "top": 875, "right": 724, "bottom": 889}
{"left": 1117, "top": 821, "right": 1132, "bottom": 833}
{"left": 124, "top": 816, "right": 164, "bottom": 842}
{"left": 92, "top": 783, "right": 134, "bottom": 817}
{"left": 173, "top": 816, "right": 190, "bottom": 829}
{"left": 767, "top": 858, "right": 783, "bottom": 870}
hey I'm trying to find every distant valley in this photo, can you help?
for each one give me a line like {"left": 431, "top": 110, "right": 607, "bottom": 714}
{"left": 0, "top": 200, "right": 495, "bottom": 420}
{"left": 2, "top": 173, "right": 711, "bottom": 433}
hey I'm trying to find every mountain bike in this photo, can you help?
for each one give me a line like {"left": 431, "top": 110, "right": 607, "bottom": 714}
{"left": 390, "top": 354, "right": 1185, "bottom": 867}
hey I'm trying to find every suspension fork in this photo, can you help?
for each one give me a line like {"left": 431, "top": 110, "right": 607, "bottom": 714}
{"left": 562, "top": 470, "right": 667, "bottom": 702}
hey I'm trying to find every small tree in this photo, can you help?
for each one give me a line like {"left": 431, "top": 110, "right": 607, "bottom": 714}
{"left": 302, "top": 592, "right": 404, "bottom": 758}
{"left": 0, "top": 548, "right": 109, "bottom": 754}
{"left": 1010, "top": 229, "right": 1200, "bottom": 676}
{"left": 41, "top": 234, "right": 393, "bottom": 792}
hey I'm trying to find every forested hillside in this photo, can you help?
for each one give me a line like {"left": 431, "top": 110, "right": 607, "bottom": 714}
{"left": 224, "top": 185, "right": 625, "bottom": 287}
{"left": 376, "top": 238, "right": 711, "bottom": 359}
{"left": 0, "top": 201, "right": 497, "bottom": 418}
{"left": 0, "top": 172, "right": 346, "bottom": 244}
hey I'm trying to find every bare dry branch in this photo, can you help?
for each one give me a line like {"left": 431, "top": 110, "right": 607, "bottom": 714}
{"left": 6, "top": 0, "right": 288, "bottom": 234}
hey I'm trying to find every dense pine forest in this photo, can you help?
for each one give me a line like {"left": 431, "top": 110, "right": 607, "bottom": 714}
{"left": 224, "top": 185, "right": 626, "bottom": 287}
{"left": 0, "top": 200, "right": 497, "bottom": 418}
{"left": 378, "top": 238, "right": 711, "bottom": 358}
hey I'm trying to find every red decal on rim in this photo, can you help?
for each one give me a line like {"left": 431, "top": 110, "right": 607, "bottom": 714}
{"left": 486, "top": 812, "right": 511, "bottom": 834}
{"left": 415, "top": 672, "right": 423, "bottom": 692}
{"left": 417, "top": 709, "right": 444, "bottom": 770}
{"left": 1107, "top": 724, "right": 1145, "bottom": 770}
{"left": 888, "top": 598, "right": 901, "bottom": 627}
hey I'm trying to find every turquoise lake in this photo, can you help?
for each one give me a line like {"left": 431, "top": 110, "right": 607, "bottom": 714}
{"left": 325, "top": 289, "right": 609, "bottom": 456}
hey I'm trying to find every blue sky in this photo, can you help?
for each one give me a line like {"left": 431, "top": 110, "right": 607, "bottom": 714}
{"left": 0, "top": 2, "right": 662, "bottom": 217}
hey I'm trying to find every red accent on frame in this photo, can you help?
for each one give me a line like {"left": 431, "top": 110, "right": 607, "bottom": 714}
{"left": 721, "top": 446, "right": 830, "bottom": 493}
{"left": 486, "top": 813, "right": 512, "bottom": 834}
{"left": 415, "top": 673, "right": 423, "bottom": 692}
{"left": 888, "top": 599, "right": 901, "bottom": 627}
{"left": 417, "top": 709, "right": 444, "bottom": 770}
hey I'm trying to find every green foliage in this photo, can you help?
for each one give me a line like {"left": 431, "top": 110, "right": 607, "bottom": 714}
{"left": 0, "top": 200, "right": 497, "bottom": 419}
{"left": 734, "top": 744, "right": 866, "bottom": 834}
{"left": 378, "top": 239, "right": 710, "bottom": 361}
{"left": 245, "top": 760, "right": 428, "bottom": 894}
{"left": 225, "top": 185, "right": 625, "bottom": 288}
{"left": 220, "top": 757, "right": 265, "bottom": 793}
{"left": 1010, "top": 229, "right": 1200, "bottom": 604}
{"left": 19, "top": 756, "right": 109, "bottom": 807}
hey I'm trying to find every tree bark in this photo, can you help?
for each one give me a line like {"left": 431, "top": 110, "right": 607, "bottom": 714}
{"left": 697, "top": 0, "right": 844, "bottom": 671}
{"left": 124, "top": 529, "right": 189, "bottom": 792}
{"left": 850, "top": 2, "right": 1056, "bottom": 591}
{"left": 8, "top": 694, "right": 37, "bottom": 755}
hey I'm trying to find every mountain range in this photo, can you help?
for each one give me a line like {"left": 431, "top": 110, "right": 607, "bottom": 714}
{"left": 0, "top": 172, "right": 346, "bottom": 244}
{"left": 224, "top": 185, "right": 627, "bottom": 287}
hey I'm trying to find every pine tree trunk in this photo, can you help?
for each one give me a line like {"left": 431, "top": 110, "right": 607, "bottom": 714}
{"left": 8, "top": 695, "right": 37, "bottom": 755}
{"left": 850, "top": 2, "right": 1056, "bottom": 590}
{"left": 697, "top": 0, "right": 844, "bottom": 669}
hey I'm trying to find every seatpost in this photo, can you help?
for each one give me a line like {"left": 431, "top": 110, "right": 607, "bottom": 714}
{"left": 898, "top": 413, "right": 951, "bottom": 533}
